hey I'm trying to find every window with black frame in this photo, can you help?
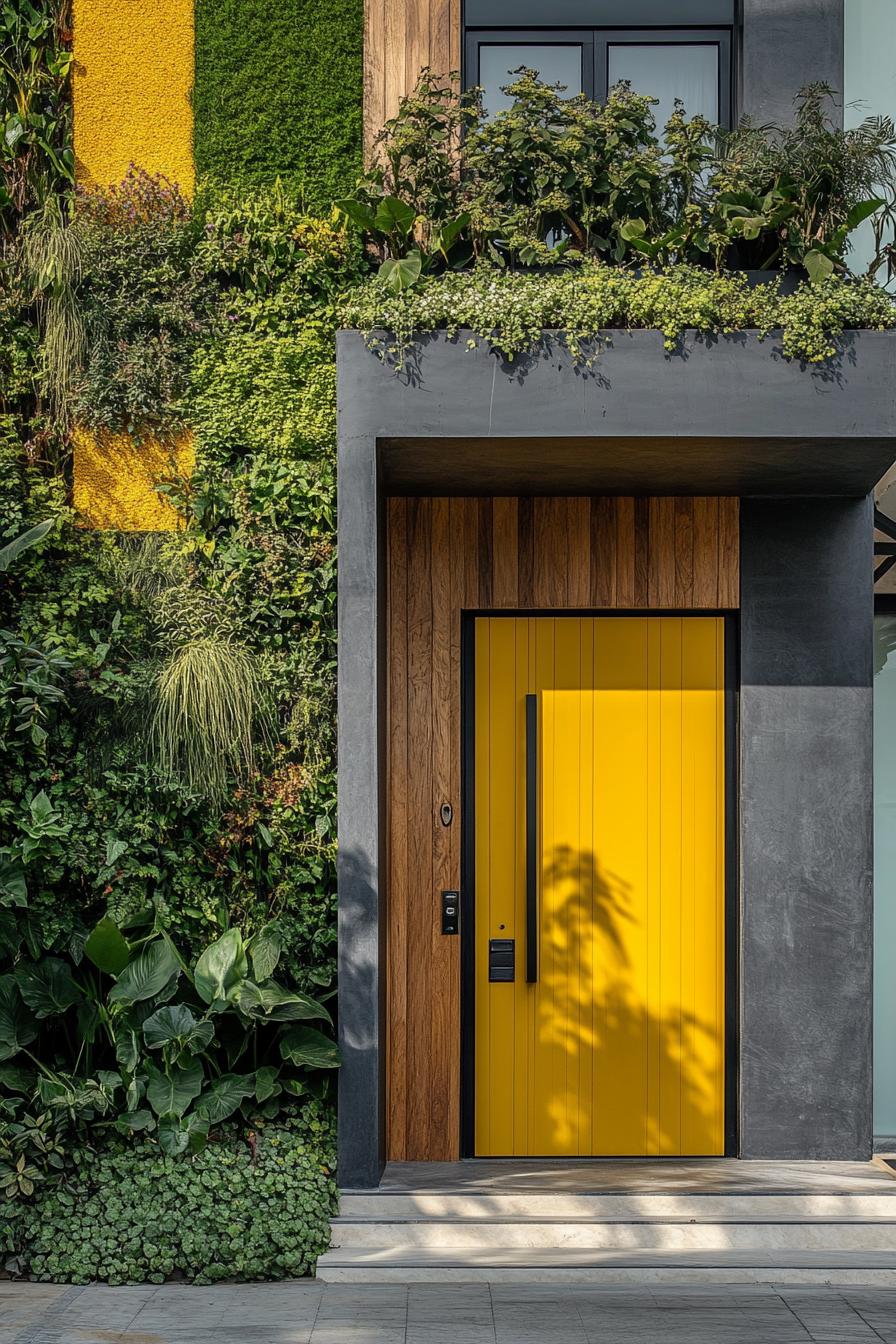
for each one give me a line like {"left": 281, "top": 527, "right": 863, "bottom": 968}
{"left": 464, "top": 0, "right": 734, "bottom": 129}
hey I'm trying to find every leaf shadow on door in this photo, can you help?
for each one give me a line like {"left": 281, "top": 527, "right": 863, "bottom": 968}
{"left": 534, "top": 844, "right": 722, "bottom": 1156}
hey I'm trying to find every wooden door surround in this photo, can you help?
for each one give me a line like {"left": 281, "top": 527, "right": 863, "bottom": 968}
{"left": 386, "top": 495, "right": 739, "bottom": 1162}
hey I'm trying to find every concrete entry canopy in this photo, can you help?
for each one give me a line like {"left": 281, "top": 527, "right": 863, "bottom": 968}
{"left": 337, "top": 328, "right": 896, "bottom": 1189}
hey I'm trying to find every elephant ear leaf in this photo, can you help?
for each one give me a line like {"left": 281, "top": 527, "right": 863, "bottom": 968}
{"left": 109, "top": 939, "right": 180, "bottom": 1006}
{"left": 195, "top": 1073, "right": 256, "bottom": 1124}
{"left": 16, "top": 958, "right": 82, "bottom": 1017}
{"left": 142, "top": 1004, "right": 214, "bottom": 1055}
{"left": 145, "top": 1059, "right": 204, "bottom": 1117}
{"left": 378, "top": 251, "right": 422, "bottom": 294}
{"left": 279, "top": 1025, "right": 341, "bottom": 1069}
{"left": 84, "top": 917, "right": 130, "bottom": 976}
{"left": 804, "top": 248, "right": 835, "bottom": 284}
{"left": 0, "top": 975, "right": 37, "bottom": 1061}
{"left": 157, "top": 1112, "right": 208, "bottom": 1156}
{"left": 194, "top": 928, "right": 248, "bottom": 1007}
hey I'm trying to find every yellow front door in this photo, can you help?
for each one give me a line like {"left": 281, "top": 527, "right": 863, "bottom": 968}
{"left": 473, "top": 616, "right": 727, "bottom": 1157}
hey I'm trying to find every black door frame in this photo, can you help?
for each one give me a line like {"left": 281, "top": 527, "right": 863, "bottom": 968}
{"left": 460, "top": 609, "right": 740, "bottom": 1159}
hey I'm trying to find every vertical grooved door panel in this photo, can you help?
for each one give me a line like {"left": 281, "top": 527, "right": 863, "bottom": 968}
{"left": 386, "top": 496, "right": 738, "bottom": 1161}
{"left": 474, "top": 616, "right": 726, "bottom": 1157}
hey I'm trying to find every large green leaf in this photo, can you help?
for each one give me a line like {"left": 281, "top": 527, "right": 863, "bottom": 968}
{"left": 333, "top": 198, "right": 377, "bottom": 232}
{"left": 254, "top": 1065, "right": 280, "bottom": 1104}
{"left": 194, "top": 928, "right": 248, "bottom": 1006}
{"left": 279, "top": 1026, "right": 341, "bottom": 1070}
{"left": 114, "top": 1029, "right": 140, "bottom": 1074}
{"left": 804, "top": 248, "right": 835, "bottom": 284}
{"left": 157, "top": 1112, "right": 208, "bottom": 1156}
{"left": 248, "top": 924, "right": 280, "bottom": 982}
{"left": 239, "top": 980, "right": 331, "bottom": 1024}
{"left": 373, "top": 195, "right": 416, "bottom": 237}
{"left": 118, "top": 1108, "right": 154, "bottom": 1133}
{"left": 0, "top": 519, "right": 53, "bottom": 572}
{"left": 195, "top": 1072, "right": 256, "bottom": 1124}
{"left": 16, "top": 958, "right": 82, "bottom": 1018}
{"left": 145, "top": 1060, "right": 204, "bottom": 1117}
{"left": 143, "top": 1004, "right": 214, "bottom": 1055}
{"left": 378, "top": 251, "right": 422, "bottom": 295}
{"left": 0, "top": 976, "right": 37, "bottom": 1062}
{"left": 109, "top": 940, "right": 180, "bottom": 1006}
{"left": 0, "top": 857, "right": 27, "bottom": 908}
{"left": 84, "top": 917, "right": 130, "bottom": 976}
{"left": 844, "top": 197, "right": 886, "bottom": 233}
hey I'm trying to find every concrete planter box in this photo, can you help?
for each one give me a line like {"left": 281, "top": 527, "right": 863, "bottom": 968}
{"left": 338, "top": 327, "right": 896, "bottom": 497}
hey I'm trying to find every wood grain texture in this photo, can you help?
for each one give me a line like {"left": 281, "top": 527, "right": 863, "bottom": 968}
{"left": 365, "top": 0, "right": 461, "bottom": 156}
{"left": 386, "top": 496, "right": 739, "bottom": 1161}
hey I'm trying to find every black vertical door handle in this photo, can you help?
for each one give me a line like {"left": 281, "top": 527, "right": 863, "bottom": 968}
{"left": 526, "top": 694, "right": 538, "bottom": 984}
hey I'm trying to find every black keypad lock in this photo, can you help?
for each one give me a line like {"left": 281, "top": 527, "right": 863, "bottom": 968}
{"left": 441, "top": 890, "right": 459, "bottom": 935}
{"left": 488, "top": 938, "right": 515, "bottom": 982}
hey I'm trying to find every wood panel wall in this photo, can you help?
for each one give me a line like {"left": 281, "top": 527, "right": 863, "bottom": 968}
{"left": 364, "top": 0, "right": 460, "bottom": 155}
{"left": 386, "top": 495, "right": 739, "bottom": 1162}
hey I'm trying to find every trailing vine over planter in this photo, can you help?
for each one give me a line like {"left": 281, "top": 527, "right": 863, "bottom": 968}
{"left": 341, "top": 264, "right": 896, "bottom": 366}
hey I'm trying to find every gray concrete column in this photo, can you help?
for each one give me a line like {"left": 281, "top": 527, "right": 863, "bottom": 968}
{"left": 741, "top": 1, "right": 844, "bottom": 126}
{"left": 336, "top": 338, "right": 387, "bottom": 1189}
{"left": 739, "top": 495, "right": 873, "bottom": 1159}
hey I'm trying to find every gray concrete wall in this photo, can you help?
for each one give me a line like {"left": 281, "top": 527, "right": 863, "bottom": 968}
{"left": 739, "top": 497, "right": 873, "bottom": 1160}
{"left": 336, "top": 333, "right": 387, "bottom": 1189}
{"left": 741, "top": 1, "right": 845, "bottom": 126}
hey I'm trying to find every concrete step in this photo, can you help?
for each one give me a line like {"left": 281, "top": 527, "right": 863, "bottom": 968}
{"left": 339, "top": 1192, "right": 896, "bottom": 1220}
{"left": 315, "top": 1245, "right": 896, "bottom": 1284}
{"left": 330, "top": 1214, "right": 896, "bottom": 1250}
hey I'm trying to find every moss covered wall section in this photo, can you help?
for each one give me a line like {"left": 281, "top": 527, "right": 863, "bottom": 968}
{"left": 194, "top": 0, "right": 363, "bottom": 212}
{"left": 73, "top": 428, "right": 194, "bottom": 531}
{"left": 72, "top": 0, "right": 195, "bottom": 192}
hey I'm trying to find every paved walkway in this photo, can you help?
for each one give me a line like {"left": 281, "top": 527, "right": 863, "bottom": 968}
{"left": 5, "top": 1281, "right": 896, "bottom": 1343}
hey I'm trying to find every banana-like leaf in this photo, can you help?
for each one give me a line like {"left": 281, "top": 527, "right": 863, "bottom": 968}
{"left": 0, "top": 976, "right": 37, "bottom": 1062}
{"left": 84, "top": 917, "right": 130, "bottom": 976}
{"left": 279, "top": 1025, "right": 341, "bottom": 1070}
{"left": 16, "top": 958, "right": 82, "bottom": 1018}
{"left": 109, "top": 939, "right": 180, "bottom": 1006}
{"left": 248, "top": 924, "right": 281, "bottom": 982}
{"left": 194, "top": 928, "right": 248, "bottom": 1006}
{"left": 0, "top": 520, "right": 53, "bottom": 572}
{"left": 239, "top": 979, "right": 331, "bottom": 1024}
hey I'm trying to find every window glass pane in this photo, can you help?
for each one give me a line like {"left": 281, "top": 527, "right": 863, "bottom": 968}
{"left": 478, "top": 44, "right": 583, "bottom": 117}
{"left": 608, "top": 42, "right": 719, "bottom": 130}
{"left": 875, "top": 612, "right": 896, "bottom": 1138}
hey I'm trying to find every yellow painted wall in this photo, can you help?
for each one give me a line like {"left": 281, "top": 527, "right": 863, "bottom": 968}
{"left": 73, "top": 428, "right": 194, "bottom": 531}
{"left": 72, "top": 0, "right": 195, "bottom": 194}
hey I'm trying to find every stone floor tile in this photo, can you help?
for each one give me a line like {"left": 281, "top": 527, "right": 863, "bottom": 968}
{"left": 309, "top": 1328, "right": 406, "bottom": 1344}
{"left": 406, "top": 1327, "right": 496, "bottom": 1344}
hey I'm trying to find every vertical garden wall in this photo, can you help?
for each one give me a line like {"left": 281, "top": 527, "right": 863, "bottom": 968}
{"left": 1, "top": 0, "right": 362, "bottom": 1283}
